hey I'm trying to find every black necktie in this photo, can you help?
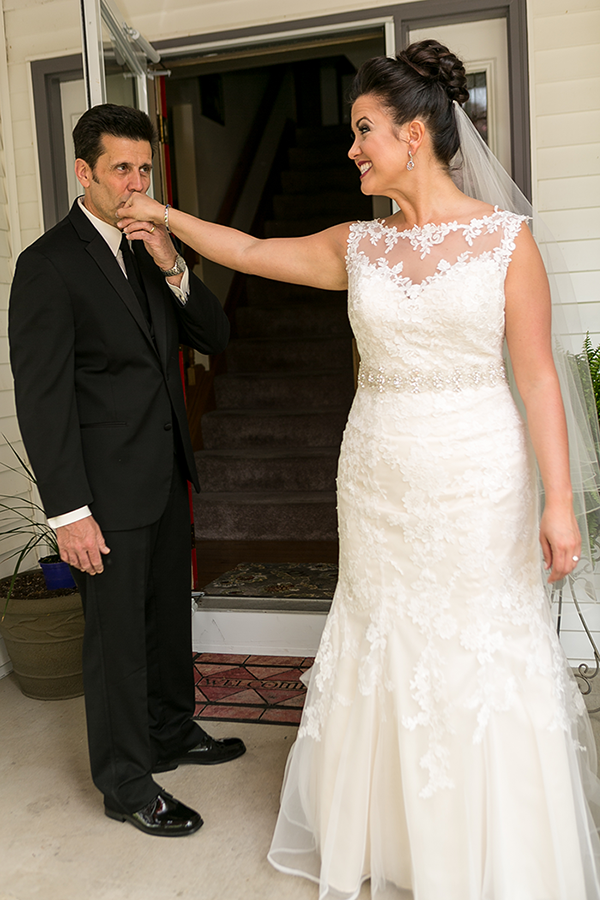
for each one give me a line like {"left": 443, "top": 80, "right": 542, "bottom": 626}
{"left": 119, "top": 235, "right": 151, "bottom": 325}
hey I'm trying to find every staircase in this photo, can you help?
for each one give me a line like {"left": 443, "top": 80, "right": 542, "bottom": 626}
{"left": 193, "top": 123, "right": 372, "bottom": 542}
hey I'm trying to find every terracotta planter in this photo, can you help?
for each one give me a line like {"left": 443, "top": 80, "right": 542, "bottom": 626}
{"left": 0, "top": 591, "right": 84, "bottom": 700}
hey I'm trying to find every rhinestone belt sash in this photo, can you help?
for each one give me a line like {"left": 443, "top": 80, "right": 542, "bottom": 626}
{"left": 358, "top": 363, "right": 507, "bottom": 394}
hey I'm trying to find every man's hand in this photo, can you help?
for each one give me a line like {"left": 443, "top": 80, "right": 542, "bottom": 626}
{"left": 56, "top": 516, "right": 110, "bottom": 575}
{"left": 120, "top": 219, "right": 184, "bottom": 288}
{"left": 118, "top": 195, "right": 184, "bottom": 284}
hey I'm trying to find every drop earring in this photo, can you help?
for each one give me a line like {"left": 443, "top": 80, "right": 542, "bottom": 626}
{"left": 406, "top": 149, "right": 415, "bottom": 171}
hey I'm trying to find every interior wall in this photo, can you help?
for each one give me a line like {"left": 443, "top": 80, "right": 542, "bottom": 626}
{"left": 168, "top": 65, "right": 295, "bottom": 302}
{"left": 171, "top": 68, "right": 271, "bottom": 223}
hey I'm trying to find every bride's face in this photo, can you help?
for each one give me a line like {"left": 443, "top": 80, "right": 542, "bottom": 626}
{"left": 349, "top": 94, "right": 410, "bottom": 196}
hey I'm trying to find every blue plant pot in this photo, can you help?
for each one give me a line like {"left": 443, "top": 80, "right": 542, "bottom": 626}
{"left": 38, "top": 556, "right": 76, "bottom": 590}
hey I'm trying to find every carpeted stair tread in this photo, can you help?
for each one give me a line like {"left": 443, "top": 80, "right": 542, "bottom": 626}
{"left": 245, "top": 277, "right": 347, "bottom": 306}
{"left": 281, "top": 167, "right": 358, "bottom": 194}
{"left": 226, "top": 336, "right": 352, "bottom": 373}
{"left": 196, "top": 446, "right": 340, "bottom": 492}
{"left": 201, "top": 406, "right": 348, "bottom": 417}
{"left": 236, "top": 303, "right": 352, "bottom": 338}
{"left": 193, "top": 491, "right": 338, "bottom": 541}
{"left": 273, "top": 190, "right": 370, "bottom": 221}
{"left": 197, "top": 446, "right": 343, "bottom": 459}
{"left": 264, "top": 216, "right": 344, "bottom": 238}
{"left": 295, "top": 124, "right": 351, "bottom": 147}
{"left": 196, "top": 121, "right": 367, "bottom": 543}
{"left": 201, "top": 407, "right": 348, "bottom": 449}
{"left": 196, "top": 490, "right": 337, "bottom": 503}
{"left": 288, "top": 145, "right": 355, "bottom": 169}
{"left": 214, "top": 369, "right": 354, "bottom": 409}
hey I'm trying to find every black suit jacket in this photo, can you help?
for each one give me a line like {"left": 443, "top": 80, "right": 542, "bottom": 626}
{"left": 9, "top": 200, "right": 229, "bottom": 530}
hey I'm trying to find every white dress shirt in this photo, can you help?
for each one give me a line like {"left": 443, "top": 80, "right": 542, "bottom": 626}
{"left": 47, "top": 198, "right": 189, "bottom": 530}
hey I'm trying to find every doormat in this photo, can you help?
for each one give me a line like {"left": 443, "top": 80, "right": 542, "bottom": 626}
{"left": 193, "top": 653, "right": 314, "bottom": 725}
{"left": 200, "top": 561, "right": 338, "bottom": 600}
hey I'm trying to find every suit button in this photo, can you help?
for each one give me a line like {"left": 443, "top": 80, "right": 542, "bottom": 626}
{"left": 164, "top": 423, "right": 172, "bottom": 431}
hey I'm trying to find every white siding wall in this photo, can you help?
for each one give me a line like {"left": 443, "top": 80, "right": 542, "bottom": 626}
{"left": 529, "top": 0, "right": 600, "bottom": 349}
{"left": 529, "top": 0, "right": 600, "bottom": 663}
{"left": 0, "top": 0, "right": 82, "bottom": 673}
{"left": 0, "top": 76, "right": 11, "bottom": 669}
{"left": 0, "top": 0, "right": 38, "bottom": 672}
{"left": 118, "top": 0, "right": 412, "bottom": 41}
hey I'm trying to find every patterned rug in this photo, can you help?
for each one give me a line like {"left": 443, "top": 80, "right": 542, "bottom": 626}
{"left": 193, "top": 653, "right": 314, "bottom": 725}
{"left": 201, "top": 561, "right": 338, "bottom": 600}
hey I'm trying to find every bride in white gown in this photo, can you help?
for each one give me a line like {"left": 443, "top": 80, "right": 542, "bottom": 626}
{"left": 118, "top": 39, "right": 600, "bottom": 900}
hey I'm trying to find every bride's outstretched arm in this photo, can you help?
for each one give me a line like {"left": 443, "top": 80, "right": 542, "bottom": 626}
{"left": 505, "top": 224, "right": 581, "bottom": 584}
{"left": 117, "top": 193, "right": 349, "bottom": 291}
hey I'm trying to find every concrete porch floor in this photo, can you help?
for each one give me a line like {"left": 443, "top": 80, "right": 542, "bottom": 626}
{"left": 1, "top": 669, "right": 599, "bottom": 900}
{"left": 0, "top": 672, "right": 368, "bottom": 900}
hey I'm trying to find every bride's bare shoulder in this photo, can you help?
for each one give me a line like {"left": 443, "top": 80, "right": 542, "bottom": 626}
{"left": 462, "top": 199, "right": 497, "bottom": 219}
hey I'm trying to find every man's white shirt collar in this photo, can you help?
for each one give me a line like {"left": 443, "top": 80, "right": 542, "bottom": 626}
{"left": 76, "top": 194, "right": 190, "bottom": 302}
{"left": 78, "top": 196, "right": 124, "bottom": 256}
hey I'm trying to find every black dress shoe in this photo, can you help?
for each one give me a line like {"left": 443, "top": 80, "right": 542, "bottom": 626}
{"left": 154, "top": 735, "right": 246, "bottom": 772}
{"left": 105, "top": 790, "right": 203, "bottom": 837}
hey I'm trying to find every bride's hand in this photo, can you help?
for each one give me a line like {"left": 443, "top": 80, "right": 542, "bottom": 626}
{"left": 539, "top": 503, "right": 581, "bottom": 583}
{"left": 117, "top": 192, "right": 163, "bottom": 226}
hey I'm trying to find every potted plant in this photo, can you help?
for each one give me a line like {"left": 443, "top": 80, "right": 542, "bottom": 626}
{"left": 0, "top": 442, "right": 84, "bottom": 700}
{"left": 0, "top": 443, "right": 76, "bottom": 603}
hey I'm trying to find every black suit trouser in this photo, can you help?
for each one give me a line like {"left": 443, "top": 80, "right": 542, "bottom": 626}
{"left": 74, "top": 459, "right": 205, "bottom": 813}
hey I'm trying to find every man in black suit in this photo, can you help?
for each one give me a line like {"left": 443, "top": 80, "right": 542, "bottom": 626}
{"left": 9, "top": 104, "right": 245, "bottom": 837}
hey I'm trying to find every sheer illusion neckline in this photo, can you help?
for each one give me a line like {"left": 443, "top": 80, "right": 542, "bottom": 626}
{"left": 346, "top": 208, "right": 526, "bottom": 291}
{"left": 373, "top": 208, "right": 510, "bottom": 259}
{"left": 376, "top": 206, "right": 503, "bottom": 239}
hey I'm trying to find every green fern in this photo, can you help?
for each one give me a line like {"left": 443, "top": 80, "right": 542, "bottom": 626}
{"left": 583, "top": 333, "right": 600, "bottom": 424}
{"left": 570, "top": 334, "right": 600, "bottom": 440}
{"left": 569, "top": 336, "right": 600, "bottom": 560}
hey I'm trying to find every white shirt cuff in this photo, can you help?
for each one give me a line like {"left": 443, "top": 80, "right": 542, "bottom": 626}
{"left": 166, "top": 266, "right": 190, "bottom": 305}
{"left": 48, "top": 506, "right": 92, "bottom": 529}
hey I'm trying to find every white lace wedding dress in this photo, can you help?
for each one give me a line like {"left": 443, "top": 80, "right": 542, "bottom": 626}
{"left": 268, "top": 210, "right": 600, "bottom": 899}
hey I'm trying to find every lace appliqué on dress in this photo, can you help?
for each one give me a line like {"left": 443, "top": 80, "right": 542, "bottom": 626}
{"left": 299, "top": 209, "right": 576, "bottom": 802}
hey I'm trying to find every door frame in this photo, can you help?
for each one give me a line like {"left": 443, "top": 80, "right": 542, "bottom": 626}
{"left": 31, "top": 54, "right": 84, "bottom": 229}
{"left": 31, "top": 0, "right": 530, "bottom": 230}
{"left": 80, "top": 0, "right": 161, "bottom": 111}
{"left": 154, "top": 0, "right": 530, "bottom": 199}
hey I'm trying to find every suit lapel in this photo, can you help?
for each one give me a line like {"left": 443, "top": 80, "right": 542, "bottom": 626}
{"left": 68, "top": 201, "right": 159, "bottom": 356}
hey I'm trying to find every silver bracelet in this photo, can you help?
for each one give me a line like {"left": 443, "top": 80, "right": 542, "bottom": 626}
{"left": 164, "top": 203, "right": 171, "bottom": 233}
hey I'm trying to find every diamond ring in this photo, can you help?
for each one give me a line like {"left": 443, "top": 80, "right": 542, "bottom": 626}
{"left": 572, "top": 555, "right": 579, "bottom": 562}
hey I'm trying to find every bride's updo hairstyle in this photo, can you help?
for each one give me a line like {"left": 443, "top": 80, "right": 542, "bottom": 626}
{"left": 350, "top": 40, "right": 469, "bottom": 167}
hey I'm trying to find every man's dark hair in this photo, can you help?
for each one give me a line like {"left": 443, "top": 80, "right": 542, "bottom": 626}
{"left": 73, "top": 103, "right": 157, "bottom": 170}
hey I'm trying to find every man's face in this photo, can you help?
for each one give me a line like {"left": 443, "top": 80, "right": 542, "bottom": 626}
{"left": 75, "top": 134, "right": 152, "bottom": 227}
